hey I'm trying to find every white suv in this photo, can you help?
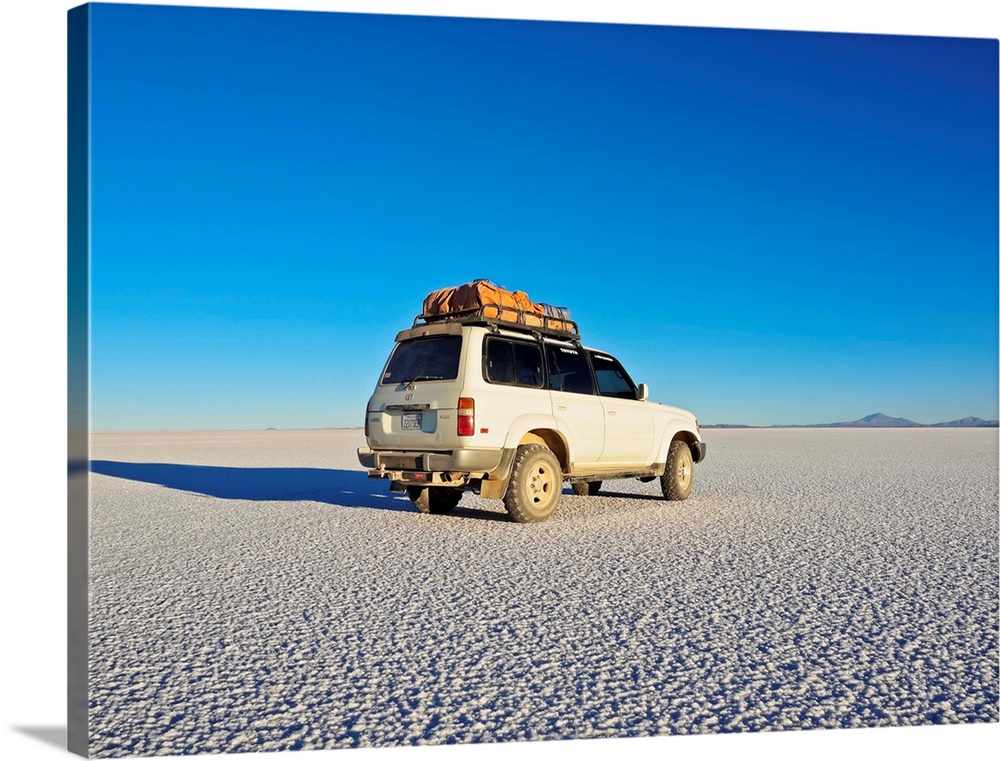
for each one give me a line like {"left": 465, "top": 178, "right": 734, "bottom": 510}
{"left": 357, "top": 314, "right": 706, "bottom": 522}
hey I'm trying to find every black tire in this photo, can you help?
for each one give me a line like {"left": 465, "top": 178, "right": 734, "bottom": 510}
{"left": 660, "top": 440, "right": 694, "bottom": 501}
{"left": 406, "top": 485, "right": 463, "bottom": 514}
{"left": 571, "top": 481, "right": 602, "bottom": 496}
{"left": 503, "top": 444, "right": 562, "bottom": 523}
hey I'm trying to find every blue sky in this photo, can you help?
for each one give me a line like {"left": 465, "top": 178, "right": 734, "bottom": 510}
{"left": 87, "top": 3, "right": 998, "bottom": 428}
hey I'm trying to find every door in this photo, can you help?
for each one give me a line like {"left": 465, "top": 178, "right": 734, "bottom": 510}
{"left": 589, "top": 351, "right": 654, "bottom": 465}
{"left": 368, "top": 333, "right": 465, "bottom": 450}
{"left": 545, "top": 344, "right": 605, "bottom": 466}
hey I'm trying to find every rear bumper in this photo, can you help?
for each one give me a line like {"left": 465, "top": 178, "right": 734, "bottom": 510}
{"left": 357, "top": 447, "right": 504, "bottom": 475}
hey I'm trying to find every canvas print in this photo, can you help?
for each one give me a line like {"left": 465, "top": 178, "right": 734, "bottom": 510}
{"left": 69, "top": 2, "right": 999, "bottom": 757}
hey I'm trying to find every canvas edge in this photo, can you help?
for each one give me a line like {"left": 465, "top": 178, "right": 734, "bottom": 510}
{"left": 68, "top": 3, "right": 91, "bottom": 757}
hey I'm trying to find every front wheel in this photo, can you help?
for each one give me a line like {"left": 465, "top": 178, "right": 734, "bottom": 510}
{"left": 660, "top": 440, "right": 694, "bottom": 501}
{"left": 503, "top": 444, "right": 562, "bottom": 523}
{"left": 406, "top": 486, "right": 463, "bottom": 514}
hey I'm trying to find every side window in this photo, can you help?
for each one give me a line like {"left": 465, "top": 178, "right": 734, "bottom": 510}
{"left": 512, "top": 342, "right": 543, "bottom": 387}
{"left": 484, "top": 338, "right": 543, "bottom": 388}
{"left": 590, "top": 352, "right": 639, "bottom": 399}
{"left": 546, "top": 345, "right": 596, "bottom": 395}
{"left": 485, "top": 339, "right": 515, "bottom": 384}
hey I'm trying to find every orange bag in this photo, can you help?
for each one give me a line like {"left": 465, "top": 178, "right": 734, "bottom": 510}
{"left": 423, "top": 280, "right": 543, "bottom": 324}
{"left": 421, "top": 280, "right": 576, "bottom": 335}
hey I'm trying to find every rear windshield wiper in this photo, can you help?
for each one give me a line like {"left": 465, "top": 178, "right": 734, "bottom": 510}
{"left": 397, "top": 375, "right": 444, "bottom": 384}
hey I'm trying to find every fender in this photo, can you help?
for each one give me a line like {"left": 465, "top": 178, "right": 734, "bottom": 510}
{"left": 475, "top": 414, "right": 570, "bottom": 500}
{"left": 501, "top": 413, "right": 571, "bottom": 460}
{"left": 654, "top": 421, "right": 702, "bottom": 464}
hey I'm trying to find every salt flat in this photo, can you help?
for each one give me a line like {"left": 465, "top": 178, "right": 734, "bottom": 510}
{"left": 87, "top": 428, "right": 999, "bottom": 757}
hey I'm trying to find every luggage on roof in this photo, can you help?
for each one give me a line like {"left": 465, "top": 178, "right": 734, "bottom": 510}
{"left": 419, "top": 279, "right": 578, "bottom": 338}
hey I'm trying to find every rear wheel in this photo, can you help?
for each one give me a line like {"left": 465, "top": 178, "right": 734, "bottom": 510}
{"left": 503, "top": 444, "right": 562, "bottom": 523}
{"left": 660, "top": 440, "right": 694, "bottom": 501}
{"left": 571, "top": 481, "right": 602, "bottom": 496}
{"left": 406, "top": 486, "right": 463, "bottom": 514}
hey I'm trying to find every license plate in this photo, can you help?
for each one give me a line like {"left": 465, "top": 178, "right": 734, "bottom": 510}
{"left": 401, "top": 413, "right": 422, "bottom": 431}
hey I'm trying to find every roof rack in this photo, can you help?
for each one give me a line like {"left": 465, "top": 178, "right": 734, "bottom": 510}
{"left": 413, "top": 303, "right": 581, "bottom": 340}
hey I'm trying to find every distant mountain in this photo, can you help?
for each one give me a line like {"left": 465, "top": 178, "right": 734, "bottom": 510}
{"left": 822, "top": 412, "right": 921, "bottom": 428}
{"left": 929, "top": 416, "right": 999, "bottom": 428}
{"left": 702, "top": 412, "right": 999, "bottom": 429}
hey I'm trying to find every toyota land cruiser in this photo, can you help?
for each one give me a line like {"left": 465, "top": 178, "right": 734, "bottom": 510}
{"left": 357, "top": 308, "right": 706, "bottom": 522}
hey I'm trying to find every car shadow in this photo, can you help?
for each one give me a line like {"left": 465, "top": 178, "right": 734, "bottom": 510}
{"left": 89, "top": 460, "right": 511, "bottom": 520}
{"left": 91, "top": 461, "right": 411, "bottom": 513}
{"left": 570, "top": 488, "right": 665, "bottom": 501}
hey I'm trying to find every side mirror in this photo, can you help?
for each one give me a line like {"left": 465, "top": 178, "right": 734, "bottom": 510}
{"left": 637, "top": 383, "right": 649, "bottom": 401}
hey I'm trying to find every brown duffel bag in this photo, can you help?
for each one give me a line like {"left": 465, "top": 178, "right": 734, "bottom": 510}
{"left": 423, "top": 279, "right": 542, "bottom": 323}
{"left": 422, "top": 279, "right": 576, "bottom": 335}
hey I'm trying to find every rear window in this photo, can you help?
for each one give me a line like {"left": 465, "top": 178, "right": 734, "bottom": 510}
{"left": 381, "top": 336, "right": 462, "bottom": 385}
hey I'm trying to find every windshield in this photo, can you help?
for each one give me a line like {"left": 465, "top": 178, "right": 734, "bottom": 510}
{"left": 381, "top": 335, "right": 462, "bottom": 385}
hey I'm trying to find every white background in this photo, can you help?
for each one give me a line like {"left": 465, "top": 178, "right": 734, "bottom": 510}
{"left": 1, "top": 1, "right": 997, "bottom": 760}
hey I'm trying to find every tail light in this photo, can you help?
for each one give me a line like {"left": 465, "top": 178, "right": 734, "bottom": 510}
{"left": 457, "top": 397, "right": 475, "bottom": 436}
{"left": 365, "top": 412, "right": 370, "bottom": 438}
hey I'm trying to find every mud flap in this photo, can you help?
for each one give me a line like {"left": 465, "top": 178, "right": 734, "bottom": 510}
{"left": 479, "top": 479, "right": 507, "bottom": 499}
{"left": 477, "top": 447, "right": 518, "bottom": 499}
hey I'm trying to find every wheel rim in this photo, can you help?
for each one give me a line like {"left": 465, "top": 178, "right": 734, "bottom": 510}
{"left": 676, "top": 452, "right": 692, "bottom": 489}
{"left": 528, "top": 461, "right": 556, "bottom": 506}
